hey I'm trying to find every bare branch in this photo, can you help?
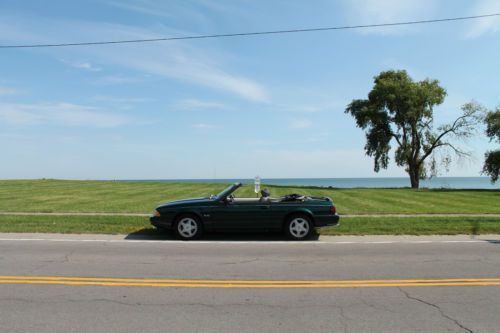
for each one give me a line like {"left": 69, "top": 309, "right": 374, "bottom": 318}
{"left": 418, "top": 105, "right": 479, "bottom": 165}
{"left": 440, "top": 142, "right": 470, "bottom": 157}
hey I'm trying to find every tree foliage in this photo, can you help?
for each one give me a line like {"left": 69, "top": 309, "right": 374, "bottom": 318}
{"left": 483, "top": 109, "right": 500, "bottom": 183}
{"left": 345, "top": 70, "right": 480, "bottom": 188}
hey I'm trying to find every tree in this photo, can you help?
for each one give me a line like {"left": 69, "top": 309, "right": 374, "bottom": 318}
{"left": 483, "top": 109, "right": 500, "bottom": 183}
{"left": 345, "top": 70, "right": 480, "bottom": 189}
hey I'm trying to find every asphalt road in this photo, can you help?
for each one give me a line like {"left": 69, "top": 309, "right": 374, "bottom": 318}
{"left": 0, "top": 234, "right": 499, "bottom": 333}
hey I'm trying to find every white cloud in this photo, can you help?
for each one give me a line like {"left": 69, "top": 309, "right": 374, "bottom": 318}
{"left": 176, "top": 99, "right": 226, "bottom": 110}
{"left": 97, "top": 75, "right": 141, "bottom": 84}
{"left": 60, "top": 59, "right": 102, "bottom": 71}
{"left": 340, "top": 0, "right": 438, "bottom": 35}
{"left": 0, "top": 86, "right": 17, "bottom": 95}
{"left": 92, "top": 95, "right": 154, "bottom": 103}
{"left": 71, "top": 62, "right": 102, "bottom": 71}
{"left": 192, "top": 123, "right": 216, "bottom": 129}
{"left": 106, "top": 0, "right": 174, "bottom": 19}
{"left": 106, "top": 40, "right": 268, "bottom": 102}
{"left": 466, "top": 0, "right": 500, "bottom": 38}
{"left": 107, "top": 0, "right": 248, "bottom": 23}
{"left": 0, "top": 102, "right": 131, "bottom": 127}
{"left": 119, "top": 49, "right": 269, "bottom": 102}
{"left": 290, "top": 119, "right": 312, "bottom": 129}
{"left": 0, "top": 15, "right": 269, "bottom": 102}
{"left": 105, "top": 0, "right": 209, "bottom": 24}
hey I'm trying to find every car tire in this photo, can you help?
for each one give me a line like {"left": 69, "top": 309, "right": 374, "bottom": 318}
{"left": 284, "top": 214, "right": 313, "bottom": 241}
{"left": 174, "top": 214, "right": 203, "bottom": 240}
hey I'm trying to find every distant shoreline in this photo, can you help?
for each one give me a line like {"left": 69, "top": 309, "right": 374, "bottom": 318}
{"left": 6, "top": 177, "right": 496, "bottom": 189}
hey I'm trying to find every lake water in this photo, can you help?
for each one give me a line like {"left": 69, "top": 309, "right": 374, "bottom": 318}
{"left": 126, "top": 177, "right": 498, "bottom": 189}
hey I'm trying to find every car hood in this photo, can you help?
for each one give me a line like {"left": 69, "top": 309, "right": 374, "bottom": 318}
{"left": 158, "top": 197, "right": 212, "bottom": 208}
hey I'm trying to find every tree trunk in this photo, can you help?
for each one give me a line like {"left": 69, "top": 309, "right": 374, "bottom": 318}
{"left": 408, "top": 164, "right": 420, "bottom": 189}
{"left": 410, "top": 174, "right": 419, "bottom": 189}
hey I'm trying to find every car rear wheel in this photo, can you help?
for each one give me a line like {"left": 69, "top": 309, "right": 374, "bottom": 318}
{"left": 285, "top": 214, "right": 312, "bottom": 240}
{"left": 174, "top": 215, "right": 203, "bottom": 240}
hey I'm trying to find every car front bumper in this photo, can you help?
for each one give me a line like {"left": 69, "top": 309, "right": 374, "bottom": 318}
{"left": 314, "top": 214, "right": 340, "bottom": 228}
{"left": 150, "top": 216, "right": 173, "bottom": 230}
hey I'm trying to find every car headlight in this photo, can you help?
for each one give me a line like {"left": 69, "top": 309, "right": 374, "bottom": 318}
{"left": 151, "top": 210, "right": 161, "bottom": 218}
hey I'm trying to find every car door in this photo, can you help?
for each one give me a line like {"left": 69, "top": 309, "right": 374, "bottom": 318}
{"left": 267, "top": 201, "right": 302, "bottom": 229}
{"left": 210, "top": 200, "right": 274, "bottom": 231}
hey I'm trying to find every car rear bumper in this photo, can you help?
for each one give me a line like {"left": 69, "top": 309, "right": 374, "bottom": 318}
{"left": 150, "top": 216, "right": 173, "bottom": 229}
{"left": 314, "top": 214, "right": 340, "bottom": 228}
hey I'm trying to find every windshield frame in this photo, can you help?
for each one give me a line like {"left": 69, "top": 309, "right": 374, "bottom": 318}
{"left": 214, "top": 183, "right": 242, "bottom": 201}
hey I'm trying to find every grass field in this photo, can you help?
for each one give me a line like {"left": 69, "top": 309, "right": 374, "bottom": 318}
{"left": 0, "top": 215, "right": 499, "bottom": 236}
{"left": 0, "top": 179, "right": 499, "bottom": 235}
{"left": 0, "top": 215, "right": 148, "bottom": 234}
{"left": 1, "top": 179, "right": 499, "bottom": 214}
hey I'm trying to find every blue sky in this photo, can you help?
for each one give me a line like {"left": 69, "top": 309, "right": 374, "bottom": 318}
{"left": 1, "top": 0, "right": 499, "bottom": 179}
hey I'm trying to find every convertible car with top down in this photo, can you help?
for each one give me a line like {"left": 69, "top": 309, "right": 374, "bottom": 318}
{"left": 150, "top": 183, "right": 339, "bottom": 240}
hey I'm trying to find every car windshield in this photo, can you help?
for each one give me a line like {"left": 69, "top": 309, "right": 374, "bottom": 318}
{"left": 214, "top": 183, "right": 240, "bottom": 200}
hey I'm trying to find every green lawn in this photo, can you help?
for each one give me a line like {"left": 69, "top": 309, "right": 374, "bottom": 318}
{"left": 0, "top": 215, "right": 149, "bottom": 234}
{"left": 0, "top": 179, "right": 499, "bottom": 214}
{"left": 0, "top": 179, "right": 499, "bottom": 235}
{"left": 0, "top": 215, "right": 499, "bottom": 236}
{"left": 322, "top": 216, "right": 500, "bottom": 235}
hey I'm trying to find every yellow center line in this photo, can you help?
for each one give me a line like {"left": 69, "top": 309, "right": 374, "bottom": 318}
{"left": 0, "top": 276, "right": 499, "bottom": 288}
{"left": 2, "top": 276, "right": 500, "bottom": 284}
{"left": 0, "top": 280, "right": 500, "bottom": 288}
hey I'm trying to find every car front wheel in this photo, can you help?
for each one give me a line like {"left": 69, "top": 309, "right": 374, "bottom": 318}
{"left": 285, "top": 214, "right": 312, "bottom": 240}
{"left": 174, "top": 215, "right": 203, "bottom": 240}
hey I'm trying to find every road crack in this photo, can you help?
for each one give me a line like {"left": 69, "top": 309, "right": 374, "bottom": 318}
{"left": 398, "top": 287, "right": 473, "bottom": 333}
{"left": 219, "top": 258, "right": 259, "bottom": 265}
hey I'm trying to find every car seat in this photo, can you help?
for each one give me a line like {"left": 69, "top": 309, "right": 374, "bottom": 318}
{"left": 260, "top": 188, "right": 271, "bottom": 202}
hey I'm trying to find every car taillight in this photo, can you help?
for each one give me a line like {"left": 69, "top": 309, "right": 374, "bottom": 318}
{"left": 330, "top": 206, "right": 336, "bottom": 214}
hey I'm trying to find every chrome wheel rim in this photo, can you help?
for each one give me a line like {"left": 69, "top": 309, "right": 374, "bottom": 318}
{"left": 289, "top": 218, "right": 309, "bottom": 238}
{"left": 178, "top": 217, "right": 198, "bottom": 238}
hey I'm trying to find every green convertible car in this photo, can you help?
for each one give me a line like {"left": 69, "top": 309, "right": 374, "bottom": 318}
{"left": 150, "top": 183, "right": 339, "bottom": 240}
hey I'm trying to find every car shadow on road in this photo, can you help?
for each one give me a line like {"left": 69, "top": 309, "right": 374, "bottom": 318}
{"left": 125, "top": 228, "right": 320, "bottom": 242}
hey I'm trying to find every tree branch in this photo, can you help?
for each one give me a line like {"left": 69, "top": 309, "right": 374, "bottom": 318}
{"left": 418, "top": 113, "right": 471, "bottom": 165}
{"left": 441, "top": 142, "right": 469, "bottom": 157}
{"left": 392, "top": 133, "right": 402, "bottom": 147}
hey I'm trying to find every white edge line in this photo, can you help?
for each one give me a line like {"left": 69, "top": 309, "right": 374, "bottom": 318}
{"left": 0, "top": 238, "right": 491, "bottom": 245}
